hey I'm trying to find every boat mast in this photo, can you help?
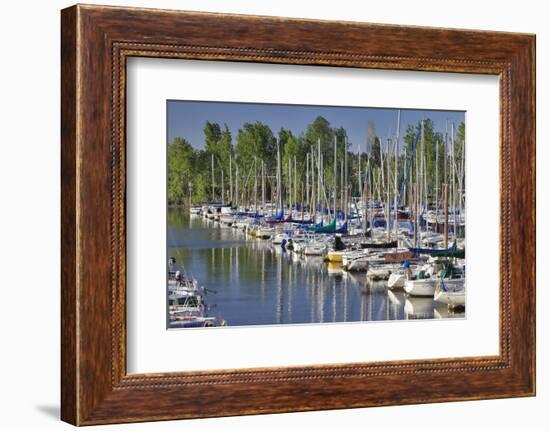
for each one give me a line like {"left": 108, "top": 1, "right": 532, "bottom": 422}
{"left": 435, "top": 131, "right": 439, "bottom": 222}
{"left": 369, "top": 154, "right": 373, "bottom": 230}
{"left": 344, "top": 135, "right": 348, "bottom": 225}
{"left": 452, "top": 122, "right": 457, "bottom": 243}
{"left": 394, "top": 109, "right": 400, "bottom": 248}
{"left": 211, "top": 153, "right": 215, "bottom": 201}
{"left": 253, "top": 157, "right": 257, "bottom": 213}
{"left": 311, "top": 146, "right": 316, "bottom": 223}
{"left": 444, "top": 121, "right": 448, "bottom": 208}
{"left": 276, "top": 138, "right": 281, "bottom": 213}
{"left": 333, "top": 135, "right": 337, "bottom": 221}
{"left": 229, "top": 153, "right": 232, "bottom": 204}
{"left": 317, "top": 138, "right": 323, "bottom": 218}
{"left": 294, "top": 155, "right": 297, "bottom": 213}
{"left": 358, "top": 143, "right": 362, "bottom": 228}
{"left": 340, "top": 160, "right": 344, "bottom": 219}
{"left": 423, "top": 130, "right": 428, "bottom": 214}
{"left": 386, "top": 138, "right": 391, "bottom": 242}
{"left": 306, "top": 153, "right": 310, "bottom": 213}
{"left": 262, "top": 160, "right": 265, "bottom": 214}
{"left": 287, "top": 158, "right": 291, "bottom": 212}
{"left": 444, "top": 183, "right": 449, "bottom": 248}
{"left": 459, "top": 129, "right": 465, "bottom": 235}
{"left": 379, "top": 135, "right": 385, "bottom": 207}
{"left": 235, "top": 164, "right": 239, "bottom": 209}
{"left": 364, "top": 157, "right": 369, "bottom": 234}
{"left": 221, "top": 169, "right": 224, "bottom": 204}
{"left": 414, "top": 127, "right": 420, "bottom": 247}
{"left": 420, "top": 120, "right": 425, "bottom": 240}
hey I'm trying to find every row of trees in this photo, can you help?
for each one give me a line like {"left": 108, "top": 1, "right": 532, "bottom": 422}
{"left": 168, "top": 115, "right": 465, "bottom": 211}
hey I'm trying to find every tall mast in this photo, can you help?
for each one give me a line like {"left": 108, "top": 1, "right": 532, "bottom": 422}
{"left": 253, "top": 157, "right": 257, "bottom": 213}
{"left": 276, "top": 138, "right": 281, "bottom": 212}
{"left": 221, "top": 169, "right": 224, "bottom": 204}
{"left": 334, "top": 135, "right": 337, "bottom": 220}
{"left": 460, "top": 129, "right": 465, "bottom": 233}
{"left": 317, "top": 138, "right": 323, "bottom": 217}
{"left": 288, "top": 158, "right": 292, "bottom": 212}
{"left": 420, "top": 120, "right": 425, "bottom": 238}
{"left": 414, "top": 186, "right": 418, "bottom": 248}
{"left": 394, "top": 109, "right": 400, "bottom": 248}
{"left": 386, "top": 138, "right": 391, "bottom": 242}
{"left": 364, "top": 158, "right": 369, "bottom": 234}
{"left": 358, "top": 144, "right": 362, "bottom": 221}
{"left": 306, "top": 153, "right": 309, "bottom": 212}
{"left": 235, "top": 164, "right": 239, "bottom": 208}
{"left": 414, "top": 129, "right": 419, "bottom": 245}
{"left": 262, "top": 160, "right": 265, "bottom": 214}
{"left": 435, "top": 131, "right": 439, "bottom": 218}
{"left": 379, "top": 135, "right": 385, "bottom": 206}
{"left": 311, "top": 146, "right": 316, "bottom": 222}
{"left": 211, "top": 153, "right": 215, "bottom": 201}
{"left": 344, "top": 135, "right": 348, "bottom": 225}
{"left": 340, "top": 160, "right": 344, "bottom": 218}
{"left": 423, "top": 128, "right": 428, "bottom": 213}
{"left": 444, "top": 121, "right": 448, "bottom": 199}
{"left": 294, "top": 155, "right": 297, "bottom": 212}
{"left": 452, "top": 122, "right": 457, "bottom": 243}
{"left": 229, "top": 153, "right": 232, "bottom": 203}
{"left": 444, "top": 183, "right": 449, "bottom": 248}
{"left": 368, "top": 155, "right": 373, "bottom": 230}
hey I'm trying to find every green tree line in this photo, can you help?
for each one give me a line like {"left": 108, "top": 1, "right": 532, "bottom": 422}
{"left": 168, "top": 115, "right": 465, "bottom": 208}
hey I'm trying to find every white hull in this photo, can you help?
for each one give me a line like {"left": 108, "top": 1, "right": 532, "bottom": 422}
{"left": 303, "top": 245, "right": 327, "bottom": 256}
{"left": 387, "top": 273, "right": 405, "bottom": 289}
{"left": 434, "top": 279, "right": 465, "bottom": 306}
{"left": 403, "top": 278, "right": 437, "bottom": 296}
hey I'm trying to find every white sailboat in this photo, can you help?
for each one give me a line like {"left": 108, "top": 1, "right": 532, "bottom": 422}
{"left": 403, "top": 278, "right": 437, "bottom": 297}
{"left": 434, "top": 279, "right": 465, "bottom": 306}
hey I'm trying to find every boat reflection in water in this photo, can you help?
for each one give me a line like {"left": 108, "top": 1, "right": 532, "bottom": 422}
{"left": 167, "top": 209, "right": 464, "bottom": 328}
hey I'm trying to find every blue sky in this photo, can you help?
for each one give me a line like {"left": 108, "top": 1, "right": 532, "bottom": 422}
{"left": 167, "top": 100, "right": 465, "bottom": 153}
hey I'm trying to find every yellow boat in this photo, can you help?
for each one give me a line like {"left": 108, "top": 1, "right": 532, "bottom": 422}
{"left": 326, "top": 251, "right": 344, "bottom": 263}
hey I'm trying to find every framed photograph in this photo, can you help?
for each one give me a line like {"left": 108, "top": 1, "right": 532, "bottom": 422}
{"left": 61, "top": 4, "right": 535, "bottom": 425}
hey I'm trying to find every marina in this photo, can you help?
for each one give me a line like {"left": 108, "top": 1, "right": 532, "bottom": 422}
{"left": 167, "top": 103, "right": 466, "bottom": 328}
{"left": 167, "top": 200, "right": 465, "bottom": 328}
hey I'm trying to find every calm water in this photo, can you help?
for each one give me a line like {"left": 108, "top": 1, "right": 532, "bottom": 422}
{"left": 167, "top": 208, "right": 460, "bottom": 327}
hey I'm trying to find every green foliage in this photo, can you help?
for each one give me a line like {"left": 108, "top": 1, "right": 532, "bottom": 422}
{"left": 370, "top": 136, "right": 382, "bottom": 170}
{"left": 235, "top": 122, "right": 276, "bottom": 170}
{"left": 305, "top": 116, "right": 336, "bottom": 160}
{"left": 167, "top": 115, "right": 465, "bottom": 208}
{"left": 455, "top": 121, "right": 465, "bottom": 163}
{"left": 167, "top": 137, "right": 194, "bottom": 205}
{"left": 204, "top": 121, "right": 222, "bottom": 154}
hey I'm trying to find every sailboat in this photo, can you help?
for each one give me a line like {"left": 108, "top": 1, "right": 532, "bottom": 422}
{"left": 434, "top": 278, "right": 465, "bottom": 307}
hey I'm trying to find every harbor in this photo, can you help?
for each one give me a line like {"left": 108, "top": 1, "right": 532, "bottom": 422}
{"left": 167, "top": 104, "right": 466, "bottom": 328}
{"left": 168, "top": 207, "right": 465, "bottom": 329}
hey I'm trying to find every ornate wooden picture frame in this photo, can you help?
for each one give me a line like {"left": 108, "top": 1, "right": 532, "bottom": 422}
{"left": 61, "top": 4, "right": 535, "bottom": 425}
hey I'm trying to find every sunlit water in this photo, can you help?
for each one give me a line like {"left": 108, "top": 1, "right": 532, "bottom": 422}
{"left": 167, "top": 208, "right": 462, "bottom": 327}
